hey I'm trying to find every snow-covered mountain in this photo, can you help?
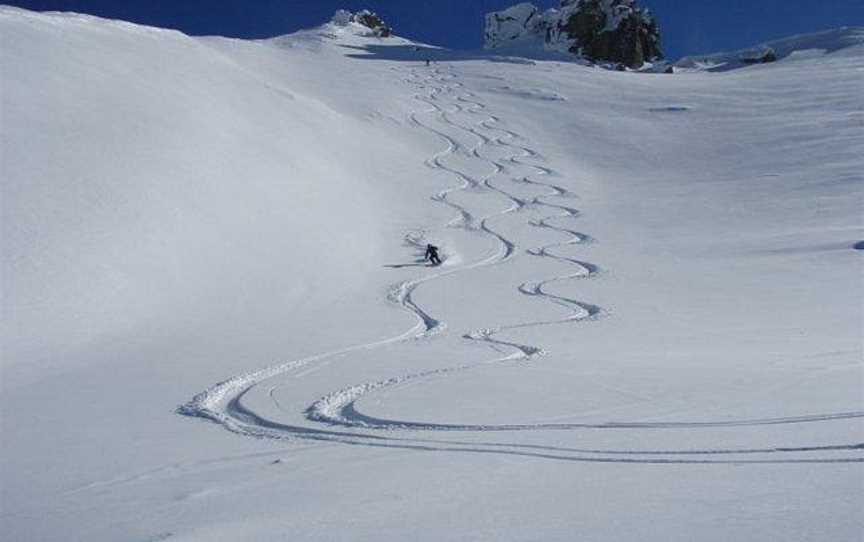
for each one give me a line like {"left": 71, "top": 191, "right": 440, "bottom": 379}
{"left": 675, "top": 26, "right": 864, "bottom": 72}
{"left": 2, "top": 6, "right": 862, "bottom": 542}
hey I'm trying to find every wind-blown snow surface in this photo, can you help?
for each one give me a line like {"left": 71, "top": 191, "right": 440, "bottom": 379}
{"left": 2, "top": 7, "right": 863, "bottom": 541}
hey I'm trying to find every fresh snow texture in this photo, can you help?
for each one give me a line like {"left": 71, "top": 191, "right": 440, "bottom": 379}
{"left": 1, "top": 6, "right": 863, "bottom": 542}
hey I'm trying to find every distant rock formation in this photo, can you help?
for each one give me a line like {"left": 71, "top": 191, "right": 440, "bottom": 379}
{"left": 331, "top": 9, "right": 392, "bottom": 38}
{"left": 484, "top": 0, "right": 663, "bottom": 68}
{"left": 739, "top": 47, "right": 777, "bottom": 64}
{"left": 484, "top": 3, "right": 547, "bottom": 48}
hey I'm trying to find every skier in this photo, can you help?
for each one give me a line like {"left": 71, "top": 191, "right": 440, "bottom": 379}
{"left": 425, "top": 243, "right": 441, "bottom": 266}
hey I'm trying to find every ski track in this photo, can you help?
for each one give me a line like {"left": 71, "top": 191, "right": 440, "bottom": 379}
{"left": 178, "top": 65, "right": 864, "bottom": 465}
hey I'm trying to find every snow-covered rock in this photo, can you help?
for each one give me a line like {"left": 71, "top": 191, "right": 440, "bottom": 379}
{"left": 331, "top": 8, "right": 392, "bottom": 37}
{"left": 739, "top": 46, "right": 778, "bottom": 64}
{"left": 331, "top": 9, "right": 352, "bottom": 26}
{"left": 483, "top": 3, "right": 545, "bottom": 49}
{"left": 484, "top": 0, "right": 662, "bottom": 67}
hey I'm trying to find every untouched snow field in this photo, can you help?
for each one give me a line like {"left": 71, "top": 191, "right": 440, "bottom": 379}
{"left": 2, "top": 7, "right": 863, "bottom": 541}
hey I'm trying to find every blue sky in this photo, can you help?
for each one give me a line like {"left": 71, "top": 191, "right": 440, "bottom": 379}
{"left": 6, "top": 0, "right": 864, "bottom": 59}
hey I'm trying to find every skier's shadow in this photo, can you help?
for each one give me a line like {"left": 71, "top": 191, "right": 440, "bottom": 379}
{"left": 383, "top": 260, "right": 428, "bottom": 269}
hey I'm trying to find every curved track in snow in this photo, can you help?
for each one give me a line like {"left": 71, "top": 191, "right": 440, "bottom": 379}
{"left": 179, "top": 65, "right": 864, "bottom": 464}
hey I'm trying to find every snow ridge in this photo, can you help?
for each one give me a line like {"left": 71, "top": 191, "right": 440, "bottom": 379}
{"left": 675, "top": 27, "right": 864, "bottom": 72}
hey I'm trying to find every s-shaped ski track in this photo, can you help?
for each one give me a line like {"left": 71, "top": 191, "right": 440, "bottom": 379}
{"left": 179, "top": 64, "right": 864, "bottom": 465}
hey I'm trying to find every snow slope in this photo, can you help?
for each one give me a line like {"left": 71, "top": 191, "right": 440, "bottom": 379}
{"left": 1, "top": 7, "right": 862, "bottom": 541}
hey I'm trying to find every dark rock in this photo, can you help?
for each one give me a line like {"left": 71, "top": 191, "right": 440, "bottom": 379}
{"left": 352, "top": 9, "right": 392, "bottom": 38}
{"left": 557, "top": 0, "right": 663, "bottom": 68}
{"left": 332, "top": 9, "right": 392, "bottom": 37}
{"left": 484, "top": 1, "right": 663, "bottom": 69}
{"left": 740, "top": 47, "right": 778, "bottom": 64}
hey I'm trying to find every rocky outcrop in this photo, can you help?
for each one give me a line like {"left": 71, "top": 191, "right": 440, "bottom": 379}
{"left": 484, "top": 0, "right": 663, "bottom": 68}
{"left": 331, "top": 9, "right": 392, "bottom": 38}
{"left": 739, "top": 47, "right": 777, "bottom": 64}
